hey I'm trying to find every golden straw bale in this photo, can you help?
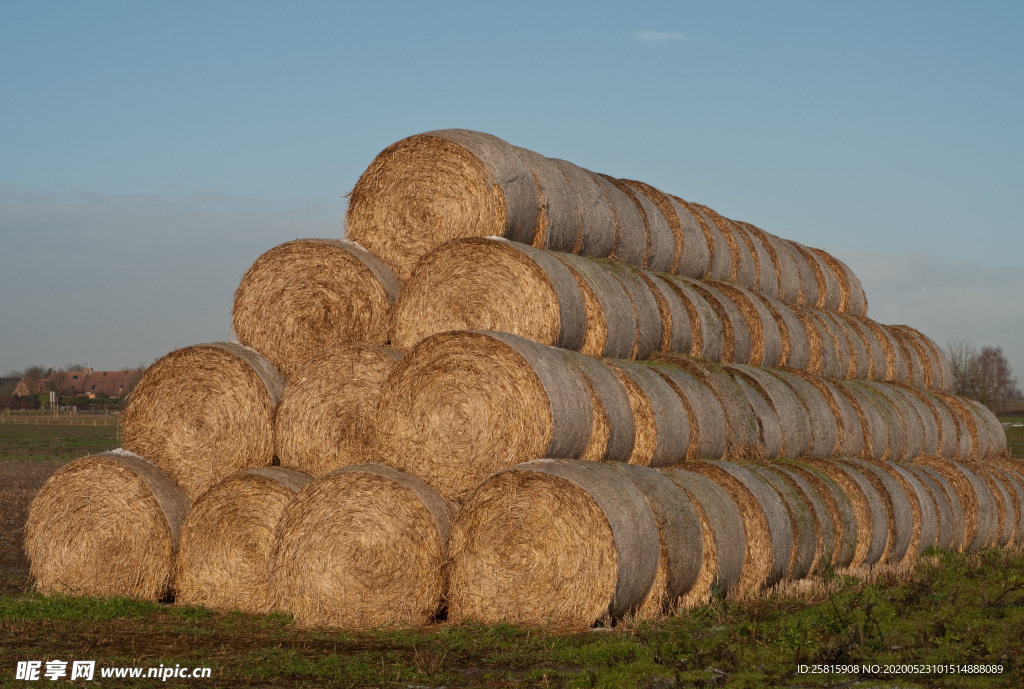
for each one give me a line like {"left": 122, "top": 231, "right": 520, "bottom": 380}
{"left": 750, "top": 293, "right": 810, "bottom": 370}
{"left": 899, "top": 387, "right": 959, "bottom": 459}
{"left": 560, "top": 350, "right": 636, "bottom": 463}
{"left": 175, "top": 467, "right": 312, "bottom": 613}
{"left": 554, "top": 252, "right": 637, "bottom": 359}
{"left": 916, "top": 457, "right": 980, "bottom": 551}
{"left": 839, "top": 460, "right": 910, "bottom": 565}
{"left": 889, "top": 326, "right": 937, "bottom": 390}
{"left": 662, "top": 469, "right": 746, "bottom": 604}
{"left": 593, "top": 173, "right": 648, "bottom": 267}
{"left": 680, "top": 279, "right": 753, "bottom": 365}
{"left": 871, "top": 323, "right": 911, "bottom": 384}
{"left": 835, "top": 381, "right": 890, "bottom": 461}
{"left": 844, "top": 382, "right": 906, "bottom": 462}
{"left": 648, "top": 362, "right": 727, "bottom": 460}
{"left": 708, "top": 282, "right": 783, "bottom": 368}
{"left": 891, "top": 386, "right": 940, "bottom": 456}
{"left": 808, "top": 248, "right": 868, "bottom": 316}
{"left": 274, "top": 344, "right": 403, "bottom": 477}
{"left": 734, "top": 376, "right": 784, "bottom": 460}
{"left": 346, "top": 130, "right": 539, "bottom": 280}
{"left": 271, "top": 464, "right": 451, "bottom": 628}
{"left": 549, "top": 158, "right": 616, "bottom": 257}
{"left": 866, "top": 460, "right": 934, "bottom": 560}
{"left": 805, "top": 460, "right": 887, "bottom": 567}
{"left": 448, "top": 459, "right": 660, "bottom": 627}
{"left": 615, "top": 180, "right": 675, "bottom": 272}
{"left": 782, "top": 462, "right": 857, "bottom": 568}
{"left": 598, "top": 262, "right": 664, "bottom": 360}
{"left": 621, "top": 180, "right": 686, "bottom": 274}
{"left": 121, "top": 343, "right": 284, "bottom": 501}
{"left": 975, "top": 466, "right": 1014, "bottom": 547}
{"left": 673, "top": 196, "right": 733, "bottom": 281}
{"left": 25, "top": 451, "right": 189, "bottom": 601}
{"left": 609, "top": 360, "right": 691, "bottom": 467}
{"left": 690, "top": 462, "right": 792, "bottom": 595}
{"left": 749, "top": 466, "right": 818, "bottom": 580}
{"left": 391, "top": 237, "right": 586, "bottom": 353}
{"left": 769, "top": 369, "right": 839, "bottom": 458}
{"left": 694, "top": 206, "right": 757, "bottom": 288}
{"left": 822, "top": 311, "right": 868, "bottom": 379}
{"left": 787, "top": 371, "right": 864, "bottom": 459}
{"left": 665, "top": 194, "right": 713, "bottom": 279}
{"left": 920, "top": 458, "right": 998, "bottom": 551}
{"left": 232, "top": 239, "right": 400, "bottom": 378}
{"left": 860, "top": 382, "right": 925, "bottom": 461}
{"left": 772, "top": 465, "right": 840, "bottom": 572}
{"left": 726, "top": 364, "right": 812, "bottom": 459}
{"left": 808, "top": 308, "right": 852, "bottom": 380}
{"left": 655, "top": 357, "right": 762, "bottom": 460}
{"left": 608, "top": 464, "right": 704, "bottom": 618}
{"left": 744, "top": 225, "right": 801, "bottom": 303}
{"left": 513, "top": 146, "right": 580, "bottom": 252}
{"left": 792, "top": 243, "right": 843, "bottom": 311}
{"left": 661, "top": 276, "right": 725, "bottom": 362}
{"left": 912, "top": 329, "right": 953, "bottom": 392}
{"left": 374, "top": 330, "right": 593, "bottom": 502}
{"left": 905, "top": 464, "right": 962, "bottom": 551}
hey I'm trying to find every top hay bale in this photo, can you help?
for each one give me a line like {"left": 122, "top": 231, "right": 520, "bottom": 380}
{"left": 121, "top": 343, "right": 284, "bottom": 501}
{"left": 233, "top": 239, "right": 400, "bottom": 377}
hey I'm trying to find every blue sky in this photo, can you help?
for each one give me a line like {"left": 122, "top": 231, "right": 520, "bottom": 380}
{"left": 2, "top": 1, "right": 1022, "bottom": 377}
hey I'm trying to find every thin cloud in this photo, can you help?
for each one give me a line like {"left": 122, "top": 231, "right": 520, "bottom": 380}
{"left": 633, "top": 30, "right": 687, "bottom": 45}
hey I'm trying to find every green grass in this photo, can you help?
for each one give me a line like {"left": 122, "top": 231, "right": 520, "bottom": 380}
{"left": 0, "top": 423, "right": 119, "bottom": 463}
{"left": 3, "top": 549, "right": 1024, "bottom": 687}
{"left": 999, "top": 417, "right": 1024, "bottom": 457}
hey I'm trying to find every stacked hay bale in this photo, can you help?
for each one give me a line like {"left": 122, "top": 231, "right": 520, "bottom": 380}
{"left": 25, "top": 127, "right": 1016, "bottom": 632}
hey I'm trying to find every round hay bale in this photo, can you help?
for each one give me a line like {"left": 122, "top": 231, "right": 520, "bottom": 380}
{"left": 661, "top": 276, "right": 725, "bottom": 362}
{"left": 834, "top": 381, "right": 889, "bottom": 461}
{"left": 375, "top": 330, "right": 593, "bottom": 502}
{"left": 232, "top": 239, "right": 400, "bottom": 378}
{"left": 742, "top": 225, "right": 801, "bottom": 303}
{"left": 621, "top": 180, "right": 687, "bottom": 275}
{"left": 615, "top": 181, "right": 675, "bottom": 273}
{"left": 121, "top": 343, "right": 284, "bottom": 501}
{"left": 890, "top": 386, "right": 940, "bottom": 457}
{"left": 915, "top": 457, "right": 982, "bottom": 551}
{"left": 560, "top": 350, "right": 636, "bottom": 463}
{"left": 872, "top": 460, "right": 936, "bottom": 558}
{"left": 783, "top": 240, "right": 821, "bottom": 308}
{"left": 275, "top": 344, "right": 402, "bottom": 477}
{"left": 974, "top": 466, "right": 1014, "bottom": 547}
{"left": 749, "top": 466, "right": 818, "bottom": 581}
{"left": 784, "top": 462, "right": 858, "bottom": 568}
{"left": 726, "top": 364, "right": 812, "bottom": 459}
{"left": 593, "top": 173, "right": 648, "bottom": 267}
{"left": 839, "top": 460, "right": 913, "bottom": 565}
{"left": 25, "top": 451, "right": 189, "bottom": 601}
{"left": 934, "top": 393, "right": 985, "bottom": 462}
{"left": 609, "top": 361, "right": 690, "bottom": 467}
{"left": 844, "top": 382, "right": 906, "bottom": 463}
{"left": 765, "top": 465, "right": 835, "bottom": 574}
{"left": 513, "top": 146, "right": 580, "bottom": 252}
{"left": 823, "top": 311, "right": 869, "bottom": 380}
{"left": 989, "top": 465, "right": 1021, "bottom": 545}
{"left": 346, "top": 129, "right": 540, "bottom": 281}
{"left": 787, "top": 371, "right": 864, "bottom": 459}
{"left": 656, "top": 357, "right": 763, "bottom": 460}
{"left": 391, "top": 237, "right": 586, "bottom": 353}
{"left": 805, "top": 460, "right": 888, "bottom": 567}
{"left": 916, "top": 330, "right": 953, "bottom": 392}
{"left": 857, "top": 382, "right": 925, "bottom": 461}
{"left": 553, "top": 252, "right": 637, "bottom": 359}
{"left": 810, "top": 308, "right": 852, "bottom": 380}
{"left": 887, "top": 328, "right": 926, "bottom": 389}
{"left": 663, "top": 195, "right": 713, "bottom": 279}
{"left": 734, "top": 376, "right": 784, "bottom": 460}
{"left": 972, "top": 400, "right": 1009, "bottom": 460}
{"left": 680, "top": 279, "right": 753, "bottom": 365}
{"left": 674, "top": 196, "right": 733, "bottom": 281}
{"left": 901, "top": 388, "right": 960, "bottom": 460}
{"left": 448, "top": 459, "right": 659, "bottom": 627}
{"left": 835, "top": 313, "right": 885, "bottom": 382}
{"left": 752, "top": 293, "right": 811, "bottom": 370}
{"left": 769, "top": 369, "right": 839, "bottom": 458}
{"left": 271, "top": 463, "right": 450, "bottom": 628}
{"left": 634, "top": 271, "right": 694, "bottom": 356}
{"left": 708, "top": 282, "right": 783, "bottom": 368}
{"left": 905, "top": 464, "right": 962, "bottom": 552}
{"left": 733, "top": 223, "right": 780, "bottom": 299}
{"left": 847, "top": 316, "right": 904, "bottom": 383}
{"left": 792, "top": 243, "right": 843, "bottom": 311}
{"left": 662, "top": 468, "right": 746, "bottom": 604}
{"left": 608, "top": 464, "right": 704, "bottom": 617}
{"left": 549, "top": 158, "right": 616, "bottom": 257}
{"left": 889, "top": 326, "right": 937, "bottom": 391}
{"left": 690, "top": 462, "right": 792, "bottom": 595}
{"left": 695, "top": 206, "right": 757, "bottom": 288}
{"left": 994, "top": 463, "right": 1024, "bottom": 546}
{"left": 808, "top": 248, "right": 867, "bottom": 316}
{"left": 599, "top": 262, "right": 663, "bottom": 360}
{"left": 648, "top": 362, "right": 727, "bottom": 460}
{"left": 790, "top": 305, "right": 837, "bottom": 378}
{"left": 175, "top": 467, "right": 312, "bottom": 613}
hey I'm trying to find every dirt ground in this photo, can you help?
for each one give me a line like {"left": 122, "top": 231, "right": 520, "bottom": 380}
{"left": 0, "top": 459, "right": 67, "bottom": 595}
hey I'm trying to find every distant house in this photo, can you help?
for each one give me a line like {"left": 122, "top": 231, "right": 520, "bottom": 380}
{"left": 14, "top": 368, "right": 143, "bottom": 399}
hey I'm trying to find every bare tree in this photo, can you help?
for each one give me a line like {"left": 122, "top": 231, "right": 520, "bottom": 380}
{"left": 48, "top": 367, "right": 72, "bottom": 399}
{"left": 945, "top": 340, "right": 1020, "bottom": 406}
{"left": 945, "top": 339, "right": 977, "bottom": 397}
{"left": 19, "top": 366, "right": 47, "bottom": 396}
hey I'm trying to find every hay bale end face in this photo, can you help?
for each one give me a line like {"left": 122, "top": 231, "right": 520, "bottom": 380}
{"left": 121, "top": 343, "right": 283, "bottom": 501}
{"left": 375, "top": 330, "right": 593, "bottom": 502}
{"left": 271, "top": 464, "right": 451, "bottom": 628}
{"left": 275, "top": 345, "right": 402, "bottom": 477}
{"left": 175, "top": 467, "right": 312, "bottom": 614}
{"left": 448, "top": 459, "right": 660, "bottom": 627}
{"left": 25, "top": 451, "right": 190, "bottom": 601}
{"left": 232, "top": 239, "right": 400, "bottom": 378}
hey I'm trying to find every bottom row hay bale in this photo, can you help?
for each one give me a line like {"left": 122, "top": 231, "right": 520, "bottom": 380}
{"left": 916, "top": 457, "right": 997, "bottom": 552}
{"left": 270, "top": 463, "right": 451, "bottom": 628}
{"left": 447, "top": 459, "right": 660, "bottom": 627}
{"left": 997, "top": 463, "right": 1024, "bottom": 545}
{"left": 25, "top": 451, "right": 190, "bottom": 601}
{"left": 780, "top": 462, "right": 856, "bottom": 569}
{"left": 975, "top": 465, "right": 1015, "bottom": 547}
{"left": 906, "top": 464, "right": 963, "bottom": 551}
{"left": 750, "top": 467, "right": 818, "bottom": 581}
{"left": 174, "top": 467, "right": 313, "bottom": 614}
{"left": 803, "top": 460, "right": 884, "bottom": 567}
{"left": 661, "top": 468, "right": 745, "bottom": 605}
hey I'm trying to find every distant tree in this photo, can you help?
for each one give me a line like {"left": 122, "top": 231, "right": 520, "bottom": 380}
{"left": 945, "top": 340, "right": 1021, "bottom": 406}
{"left": 18, "top": 366, "right": 47, "bottom": 396}
{"left": 64, "top": 363, "right": 89, "bottom": 372}
{"left": 946, "top": 339, "right": 977, "bottom": 398}
{"left": 48, "top": 367, "right": 72, "bottom": 399}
